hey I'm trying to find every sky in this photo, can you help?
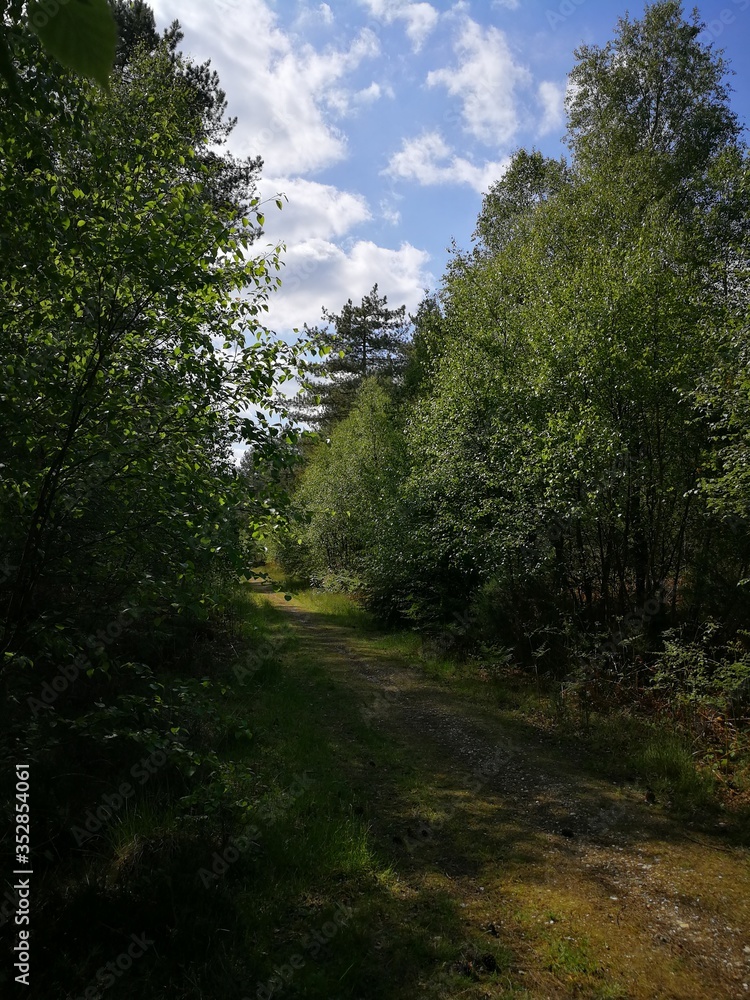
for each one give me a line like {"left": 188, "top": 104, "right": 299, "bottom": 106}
{"left": 148, "top": 0, "right": 750, "bottom": 339}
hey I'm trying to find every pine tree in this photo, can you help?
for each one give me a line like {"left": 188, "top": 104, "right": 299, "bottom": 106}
{"left": 292, "top": 284, "right": 409, "bottom": 431}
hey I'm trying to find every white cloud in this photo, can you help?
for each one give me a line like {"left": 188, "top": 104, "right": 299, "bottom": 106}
{"left": 356, "top": 81, "right": 389, "bottom": 103}
{"left": 325, "top": 79, "right": 393, "bottom": 116}
{"left": 294, "top": 2, "right": 334, "bottom": 29}
{"left": 150, "top": 0, "right": 378, "bottom": 175}
{"left": 427, "top": 18, "right": 531, "bottom": 146}
{"left": 359, "top": 0, "right": 440, "bottom": 52}
{"left": 537, "top": 80, "right": 565, "bottom": 136}
{"left": 148, "top": 1, "right": 431, "bottom": 341}
{"left": 383, "top": 131, "right": 509, "bottom": 193}
{"left": 491, "top": 0, "right": 520, "bottom": 9}
{"left": 379, "top": 199, "right": 401, "bottom": 226}
{"left": 266, "top": 239, "right": 433, "bottom": 331}
{"left": 260, "top": 177, "right": 372, "bottom": 245}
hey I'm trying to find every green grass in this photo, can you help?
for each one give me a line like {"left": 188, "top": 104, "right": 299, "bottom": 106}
{"left": 17, "top": 567, "right": 750, "bottom": 1000}
{"left": 59, "top": 584, "right": 512, "bottom": 1000}
{"left": 269, "top": 563, "right": 741, "bottom": 824}
{"left": 23, "top": 587, "right": 395, "bottom": 999}
{"left": 545, "top": 935, "right": 599, "bottom": 976}
{"left": 226, "top": 585, "right": 749, "bottom": 1000}
{"left": 286, "top": 583, "right": 375, "bottom": 626}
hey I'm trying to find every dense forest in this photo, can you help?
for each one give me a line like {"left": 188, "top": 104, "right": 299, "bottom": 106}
{"left": 1, "top": 1, "right": 750, "bottom": 998}
{"left": 280, "top": 2, "right": 750, "bottom": 719}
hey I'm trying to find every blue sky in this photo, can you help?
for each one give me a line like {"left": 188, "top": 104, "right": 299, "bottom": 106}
{"left": 148, "top": 0, "right": 750, "bottom": 336}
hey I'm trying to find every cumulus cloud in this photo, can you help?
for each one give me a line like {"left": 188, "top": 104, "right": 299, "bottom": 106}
{"left": 326, "top": 79, "right": 394, "bottom": 116}
{"left": 379, "top": 199, "right": 402, "bottom": 226}
{"left": 293, "top": 2, "right": 334, "bottom": 29}
{"left": 427, "top": 18, "right": 531, "bottom": 146}
{"left": 359, "top": 0, "right": 440, "bottom": 52}
{"left": 383, "top": 131, "right": 509, "bottom": 193}
{"left": 150, "top": 0, "right": 378, "bottom": 174}
{"left": 537, "top": 80, "right": 565, "bottom": 135}
{"left": 259, "top": 177, "right": 372, "bottom": 245}
{"left": 356, "top": 81, "right": 391, "bottom": 103}
{"left": 266, "top": 239, "right": 433, "bottom": 331}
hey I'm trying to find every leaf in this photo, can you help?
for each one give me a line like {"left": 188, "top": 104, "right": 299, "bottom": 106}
{"left": 0, "top": 29, "right": 20, "bottom": 94}
{"left": 28, "top": 0, "right": 118, "bottom": 88}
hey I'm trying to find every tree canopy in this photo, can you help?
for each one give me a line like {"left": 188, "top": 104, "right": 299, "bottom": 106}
{"left": 291, "top": 284, "right": 409, "bottom": 431}
{"left": 0, "top": 5, "right": 307, "bottom": 657}
{"left": 281, "top": 0, "right": 750, "bottom": 666}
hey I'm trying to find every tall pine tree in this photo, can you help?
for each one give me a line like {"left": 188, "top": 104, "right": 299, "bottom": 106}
{"left": 293, "top": 283, "right": 409, "bottom": 431}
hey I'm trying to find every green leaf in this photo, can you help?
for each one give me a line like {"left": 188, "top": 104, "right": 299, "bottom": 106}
{"left": 0, "top": 29, "right": 20, "bottom": 94}
{"left": 28, "top": 0, "right": 118, "bottom": 88}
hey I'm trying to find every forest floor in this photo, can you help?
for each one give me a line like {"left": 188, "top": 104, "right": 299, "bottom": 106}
{"left": 251, "top": 577, "right": 750, "bottom": 1000}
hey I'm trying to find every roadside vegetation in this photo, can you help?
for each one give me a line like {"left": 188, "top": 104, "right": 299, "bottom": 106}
{"left": 2, "top": 1, "right": 750, "bottom": 997}
{"left": 276, "top": 1, "right": 750, "bottom": 815}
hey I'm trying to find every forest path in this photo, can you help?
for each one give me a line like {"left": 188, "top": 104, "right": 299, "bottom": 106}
{"left": 258, "top": 583, "right": 750, "bottom": 1000}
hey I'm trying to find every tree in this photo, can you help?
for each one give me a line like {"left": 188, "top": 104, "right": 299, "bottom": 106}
{"left": 109, "top": 2, "right": 263, "bottom": 220}
{"left": 284, "top": 0, "right": 750, "bottom": 672}
{"left": 1, "top": 0, "right": 118, "bottom": 89}
{"left": 110, "top": 0, "right": 160, "bottom": 66}
{"left": 474, "top": 149, "right": 569, "bottom": 255}
{"left": 0, "top": 18, "right": 306, "bottom": 658}
{"left": 392, "top": 0, "right": 748, "bottom": 645}
{"left": 288, "top": 379, "right": 408, "bottom": 603}
{"left": 401, "top": 293, "right": 447, "bottom": 401}
{"left": 566, "top": 0, "right": 739, "bottom": 197}
{"left": 291, "top": 284, "right": 409, "bottom": 431}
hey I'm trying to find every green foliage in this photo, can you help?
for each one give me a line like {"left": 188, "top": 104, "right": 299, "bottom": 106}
{"left": 280, "top": 378, "right": 412, "bottom": 617}
{"left": 286, "top": 2, "right": 750, "bottom": 724}
{"left": 385, "top": 0, "right": 748, "bottom": 655}
{"left": 291, "top": 283, "right": 409, "bottom": 430}
{"left": 110, "top": 0, "right": 161, "bottom": 67}
{"left": 28, "top": 0, "right": 117, "bottom": 86}
{"left": 0, "top": 0, "right": 118, "bottom": 91}
{"left": 474, "top": 148, "right": 570, "bottom": 255}
{"left": 0, "top": 26, "right": 308, "bottom": 659}
{"left": 0, "top": 25, "right": 320, "bottom": 998}
{"left": 566, "top": 0, "right": 738, "bottom": 189}
{"left": 653, "top": 623, "right": 750, "bottom": 719}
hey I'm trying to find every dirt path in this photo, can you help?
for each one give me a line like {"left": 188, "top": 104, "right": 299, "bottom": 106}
{"left": 261, "top": 586, "right": 750, "bottom": 999}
